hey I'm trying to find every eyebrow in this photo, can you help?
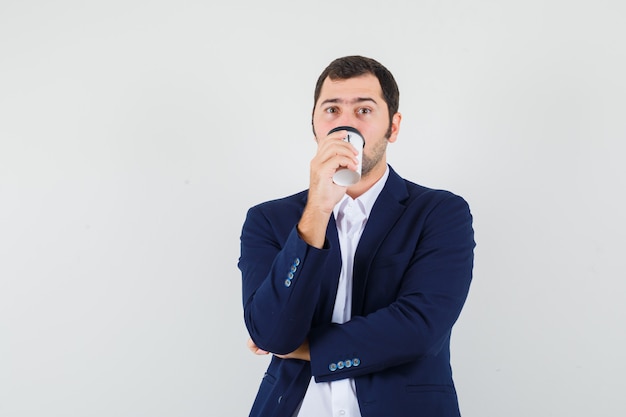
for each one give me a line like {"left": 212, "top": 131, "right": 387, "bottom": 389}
{"left": 319, "top": 97, "right": 378, "bottom": 107}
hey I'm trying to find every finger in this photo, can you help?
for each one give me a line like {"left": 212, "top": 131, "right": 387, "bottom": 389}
{"left": 318, "top": 135, "right": 359, "bottom": 156}
{"left": 333, "top": 157, "right": 358, "bottom": 172}
{"left": 247, "top": 338, "right": 269, "bottom": 355}
{"left": 314, "top": 144, "right": 359, "bottom": 169}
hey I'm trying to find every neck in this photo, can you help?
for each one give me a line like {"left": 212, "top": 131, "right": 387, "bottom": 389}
{"left": 346, "top": 161, "right": 387, "bottom": 199}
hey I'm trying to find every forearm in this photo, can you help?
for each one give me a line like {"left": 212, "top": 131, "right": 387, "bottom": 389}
{"left": 239, "top": 200, "right": 338, "bottom": 354}
{"left": 241, "top": 228, "right": 323, "bottom": 353}
{"left": 308, "top": 291, "right": 468, "bottom": 382}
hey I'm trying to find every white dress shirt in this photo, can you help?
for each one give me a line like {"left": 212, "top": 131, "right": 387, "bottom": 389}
{"left": 294, "top": 167, "right": 390, "bottom": 417}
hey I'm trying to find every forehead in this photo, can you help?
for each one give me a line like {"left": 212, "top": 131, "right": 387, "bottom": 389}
{"left": 316, "top": 73, "right": 384, "bottom": 105}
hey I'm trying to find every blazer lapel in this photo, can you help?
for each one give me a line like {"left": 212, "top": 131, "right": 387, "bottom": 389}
{"left": 319, "top": 214, "right": 342, "bottom": 323}
{"left": 351, "top": 167, "right": 408, "bottom": 316}
{"left": 300, "top": 192, "right": 343, "bottom": 324}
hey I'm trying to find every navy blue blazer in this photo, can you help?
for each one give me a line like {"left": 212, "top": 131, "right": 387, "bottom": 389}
{"left": 239, "top": 166, "right": 475, "bottom": 417}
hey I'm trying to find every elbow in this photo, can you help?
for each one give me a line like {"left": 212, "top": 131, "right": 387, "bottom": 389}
{"left": 244, "top": 309, "right": 306, "bottom": 355}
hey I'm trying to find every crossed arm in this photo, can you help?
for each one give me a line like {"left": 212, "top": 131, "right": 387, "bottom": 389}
{"left": 247, "top": 337, "right": 310, "bottom": 361}
{"left": 241, "top": 193, "right": 475, "bottom": 382}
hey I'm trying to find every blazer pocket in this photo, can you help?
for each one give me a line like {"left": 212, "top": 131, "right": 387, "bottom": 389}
{"left": 406, "top": 384, "right": 456, "bottom": 394}
{"left": 261, "top": 372, "right": 276, "bottom": 385}
{"left": 370, "top": 250, "right": 413, "bottom": 269}
{"left": 254, "top": 372, "right": 277, "bottom": 405}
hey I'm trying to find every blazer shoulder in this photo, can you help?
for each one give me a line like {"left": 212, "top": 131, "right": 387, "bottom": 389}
{"left": 386, "top": 166, "right": 470, "bottom": 208}
{"left": 249, "top": 189, "right": 308, "bottom": 212}
{"left": 402, "top": 179, "right": 470, "bottom": 208}
{"left": 245, "top": 190, "right": 309, "bottom": 227}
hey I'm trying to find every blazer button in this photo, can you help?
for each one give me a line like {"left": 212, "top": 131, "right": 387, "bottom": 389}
{"left": 290, "top": 265, "right": 297, "bottom": 273}
{"left": 329, "top": 363, "right": 337, "bottom": 372}
{"left": 352, "top": 358, "right": 360, "bottom": 367}
{"left": 294, "top": 258, "right": 300, "bottom": 266}
{"left": 337, "top": 361, "right": 345, "bottom": 369}
{"left": 345, "top": 359, "right": 352, "bottom": 368}
{"left": 287, "top": 272, "right": 294, "bottom": 279}
{"left": 284, "top": 279, "right": 292, "bottom": 287}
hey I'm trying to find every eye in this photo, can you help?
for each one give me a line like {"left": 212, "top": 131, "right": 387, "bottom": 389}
{"left": 357, "top": 108, "right": 372, "bottom": 115}
{"left": 325, "top": 106, "right": 338, "bottom": 114}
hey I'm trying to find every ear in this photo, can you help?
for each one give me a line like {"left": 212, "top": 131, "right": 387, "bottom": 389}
{"left": 387, "top": 112, "right": 402, "bottom": 143}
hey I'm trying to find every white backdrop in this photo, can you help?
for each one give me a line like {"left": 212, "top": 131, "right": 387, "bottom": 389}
{"left": 1, "top": 1, "right": 625, "bottom": 416}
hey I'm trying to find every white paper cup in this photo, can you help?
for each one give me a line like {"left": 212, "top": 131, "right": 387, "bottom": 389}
{"left": 329, "top": 126, "right": 365, "bottom": 186}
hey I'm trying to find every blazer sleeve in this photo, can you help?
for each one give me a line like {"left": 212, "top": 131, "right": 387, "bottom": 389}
{"left": 308, "top": 192, "right": 475, "bottom": 382}
{"left": 238, "top": 203, "right": 332, "bottom": 355}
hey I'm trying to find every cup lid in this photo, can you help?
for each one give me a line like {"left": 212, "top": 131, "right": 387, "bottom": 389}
{"left": 327, "top": 126, "right": 365, "bottom": 145}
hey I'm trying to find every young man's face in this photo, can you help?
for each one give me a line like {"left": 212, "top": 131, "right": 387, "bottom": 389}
{"left": 312, "top": 73, "right": 401, "bottom": 179}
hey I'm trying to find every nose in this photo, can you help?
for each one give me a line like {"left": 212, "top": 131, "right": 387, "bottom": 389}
{"left": 335, "top": 113, "right": 357, "bottom": 129}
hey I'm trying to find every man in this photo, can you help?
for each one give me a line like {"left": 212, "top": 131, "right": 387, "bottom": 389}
{"left": 238, "top": 56, "right": 475, "bottom": 417}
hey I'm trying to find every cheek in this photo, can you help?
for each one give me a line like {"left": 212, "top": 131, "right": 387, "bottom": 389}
{"left": 313, "top": 120, "right": 333, "bottom": 137}
{"left": 364, "top": 138, "right": 386, "bottom": 157}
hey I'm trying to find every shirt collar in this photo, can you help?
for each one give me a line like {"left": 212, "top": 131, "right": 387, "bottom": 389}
{"left": 333, "top": 165, "right": 390, "bottom": 220}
